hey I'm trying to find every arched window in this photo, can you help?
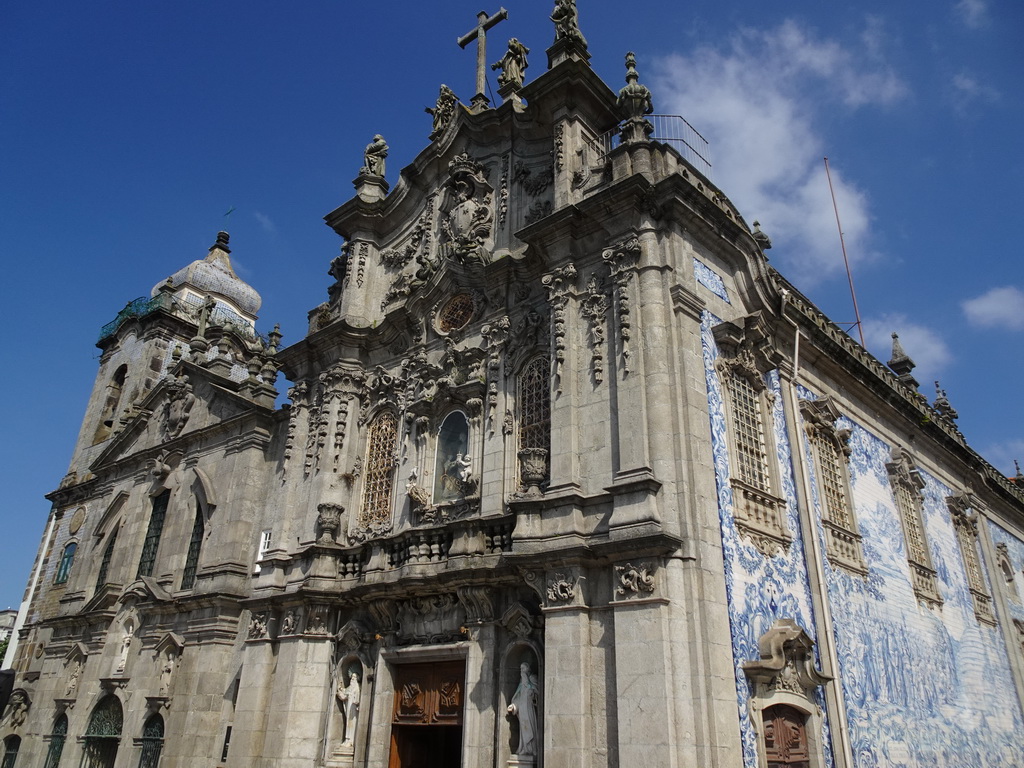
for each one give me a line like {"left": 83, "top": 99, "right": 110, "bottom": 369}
{"left": 54, "top": 542, "right": 77, "bottom": 585}
{"left": 96, "top": 530, "right": 118, "bottom": 594}
{"left": 358, "top": 412, "right": 398, "bottom": 533}
{"left": 517, "top": 357, "right": 551, "bottom": 493}
{"left": 1, "top": 736, "right": 20, "bottom": 768}
{"left": 43, "top": 714, "right": 68, "bottom": 768}
{"left": 181, "top": 501, "right": 205, "bottom": 589}
{"left": 82, "top": 696, "right": 122, "bottom": 768}
{"left": 137, "top": 490, "right": 170, "bottom": 579}
{"left": 762, "top": 704, "right": 810, "bottom": 768}
{"left": 434, "top": 411, "right": 471, "bottom": 502}
{"left": 137, "top": 714, "right": 164, "bottom": 768}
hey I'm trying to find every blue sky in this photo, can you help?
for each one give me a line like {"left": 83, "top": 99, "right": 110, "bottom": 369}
{"left": 1, "top": 0, "right": 1021, "bottom": 610}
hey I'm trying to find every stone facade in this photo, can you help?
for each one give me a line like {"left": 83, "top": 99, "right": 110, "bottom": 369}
{"left": 3, "top": 4, "right": 1024, "bottom": 768}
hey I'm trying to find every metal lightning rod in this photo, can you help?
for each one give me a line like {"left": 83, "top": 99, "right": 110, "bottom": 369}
{"left": 824, "top": 156, "right": 865, "bottom": 347}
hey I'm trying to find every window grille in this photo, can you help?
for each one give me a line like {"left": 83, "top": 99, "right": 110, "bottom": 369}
{"left": 136, "top": 715, "right": 164, "bottom": 768}
{"left": 55, "top": 542, "right": 77, "bottom": 585}
{"left": 137, "top": 491, "right": 170, "bottom": 579}
{"left": 1, "top": 737, "right": 20, "bottom": 768}
{"left": 518, "top": 357, "right": 551, "bottom": 489}
{"left": 181, "top": 502, "right": 205, "bottom": 590}
{"left": 95, "top": 531, "right": 118, "bottom": 593}
{"left": 43, "top": 715, "right": 67, "bottom": 768}
{"left": 949, "top": 494, "right": 996, "bottom": 625}
{"left": 437, "top": 294, "right": 475, "bottom": 333}
{"left": 359, "top": 412, "right": 398, "bottom": 530}
{"left": 81, "top": 696, "right": 122, "bottom": 768}
{"left": 887, "top": 449, "right": 942, "bottom": 607}
{"left": 729, "top": 372, "right": 771, "bottom": 494}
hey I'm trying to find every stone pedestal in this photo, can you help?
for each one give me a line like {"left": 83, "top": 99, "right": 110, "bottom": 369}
{"left": 352, "top": 174, "right": 389, "bottom": 203}
{"left": 546, "top": 37, "right": 590, "bottom": 69}
{"left": 508, "top": 757, "right": 537, "bottom": 768}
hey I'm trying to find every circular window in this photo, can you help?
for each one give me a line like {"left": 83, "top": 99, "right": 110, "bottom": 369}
{"left": 437, "top": 294, "right": 475, "bottom": 333}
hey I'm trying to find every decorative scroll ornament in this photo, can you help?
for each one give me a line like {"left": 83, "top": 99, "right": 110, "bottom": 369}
{"left": 614, "top": 562, "right": 656, "bottom": 597}
{"left": 545, "top": 573, "right": 579, "bottom": 604}
{"left": 498, "top": 154, "right": 510, "bottom": 228}
{"left": 580, "top": 274, "right": 609, "bottom": 383}
{"left": 742, "top": 619, "right": 831, "bottom": 696}
{"left": 380, "top": 193, "right": 436, "bottom": 270}
{"left": 284, "top": 380, "right": 309, "bottom": 472}
{"left": 248, "top": 612, "right": 268, "bottom": 640}
{"left": 542, "top": 264, "right": 578, "bottom": 393}
{"left": 554, "top": 122, "right": 565, "bottom": 170}
{"left": 602, "top": 236, "right": 641, "bottom": 375}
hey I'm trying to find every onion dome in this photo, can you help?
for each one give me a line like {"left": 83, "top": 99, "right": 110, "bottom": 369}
{"left": 151, "top": 231, "right": 262, "bottom": 320}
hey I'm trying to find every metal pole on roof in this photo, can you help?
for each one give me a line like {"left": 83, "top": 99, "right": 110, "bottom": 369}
{"left": 824, "top": 156, "right": 865, "bottom": 347}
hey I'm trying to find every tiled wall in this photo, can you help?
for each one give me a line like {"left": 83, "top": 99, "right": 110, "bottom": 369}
{"left": 703, "top": 311, "right": 1024, "bottom": 767}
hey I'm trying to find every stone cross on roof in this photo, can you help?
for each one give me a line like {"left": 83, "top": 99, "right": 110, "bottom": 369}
{"left": 457, "top": 7, "right": 508, "bottom": 113}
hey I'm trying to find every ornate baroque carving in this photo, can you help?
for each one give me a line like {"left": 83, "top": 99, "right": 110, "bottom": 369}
{"left": 580, "top": 274, "right": 609, "bottom": 383}
{"left": 542, "top": 264, "right": 578, "bottom": 393}
{"left": 162, "top": 373, "right": 195, "bottom": 440}
{"left": 614, "top": 562, "right": 656, "bottom": 597}
{"left": 317, "top": 503, "right": 344, "bottom": 544}
{"left": 602, "top": 236, "right": 641, "bottom": 375}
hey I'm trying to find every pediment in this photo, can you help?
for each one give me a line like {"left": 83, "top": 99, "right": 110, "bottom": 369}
{"left": 119, "top": 576, "right": 174, "bottom": 606}
{"left": 91, "top": 362, "right": 265, "bottom": 469}
{"left": 154, "top": 632, "right": 185, "bottom": 655}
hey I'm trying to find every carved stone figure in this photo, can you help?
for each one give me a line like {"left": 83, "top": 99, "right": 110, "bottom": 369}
{"left": 163, "top": 373, "right": 195, "bottom": 439}
{"left": 551, "top": 0, "right": 586, "bottom": 46}
{"left": 65, "top": 659, "right": 81, "bottom": 697}
{"left": 507, "top": 662, "right": 540, "bottom": 756}
{"left": 492, "top": 38, "right": 530, "bottom": 88}
{"left": 248, "top": 612, "right": 267, "bottom": 639}
{"left": 360, "top": 134, "right": 388, "bottom": 177}
{"left": 336, "top": 668, "right": 361, "bottom": 747}
{"left": 4, "top": 690, "right": 28, "bottom": 727}
{"left": 159, "top": 654, "right": 174, "bottom": 696}
{"left": 116, "top": 622, "right": 134, "bottom": 673}
{"left": 426, "top": 84, "right": 458, "bottom": 140}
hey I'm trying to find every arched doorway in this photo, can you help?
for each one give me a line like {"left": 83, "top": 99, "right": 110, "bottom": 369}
{"left": 80, "top": 696, "right": 122, "bottom": 768}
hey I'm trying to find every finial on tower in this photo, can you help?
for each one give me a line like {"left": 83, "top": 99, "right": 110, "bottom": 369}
{"left": 211, "top": 231, "right": 231, "bottom": 253}
{"left": 888, "top": 332, "right": 919, "bottom": 391}
{"left": 617, "top": 52, "right": 654, "bottom": 144}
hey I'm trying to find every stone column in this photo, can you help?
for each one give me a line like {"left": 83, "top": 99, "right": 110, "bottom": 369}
{"left": 226, "top": 633, "right": 277, "bottom": 768}
{"left": 267, "top": 632, "right": 335, "bottom": 768}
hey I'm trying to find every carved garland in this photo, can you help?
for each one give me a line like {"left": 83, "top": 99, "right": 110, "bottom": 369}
{"left": 580, "top": 275, "right": 608, "bottom": 383}
{"left": 602, "top": 236, "right": 641, "bottom": 375}
{"left": 542, "top": 264, "right": 578, "bottom": 393}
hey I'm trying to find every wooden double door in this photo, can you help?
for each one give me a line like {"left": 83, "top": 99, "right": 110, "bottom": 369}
{"left": 389, "top": 661, "right": 465, "bottom": 768}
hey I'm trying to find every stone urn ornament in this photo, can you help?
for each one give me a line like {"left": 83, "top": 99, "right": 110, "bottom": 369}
{"left": 518, "top": 448, "right": 549, "bottom": 497}
{"left": 317, "top": 503, "right": 343, "bottom": 544}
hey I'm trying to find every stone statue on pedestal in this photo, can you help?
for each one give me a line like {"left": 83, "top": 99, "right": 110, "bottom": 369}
{"left": 337, "top": 669, "right": 361, "bottom": 749}
{"left": 492, "top": 38, "right": 530, "bottom": 89}
{"left": 507, "top": 662, "right": 540, "bottom": 757}
{"left": 360, "top": 135, "right": 388, "bottom": 178}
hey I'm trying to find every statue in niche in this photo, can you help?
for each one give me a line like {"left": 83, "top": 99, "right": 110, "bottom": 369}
{"left": 507, "top": 662, "right": 540, "bottom": 757}
{"left": 159, "top": 653, "right": 174, "bottom": 696}
{"left": 492, "top": 38, "right": 530, "bottom": 88}
{"left": 336, "top": 667, "right": 361, "bottom": 749}
{"left": 426, "top": 84, "right": 458, "bottom": 140}
{"left": 551, "top": 0, "right": 586, "bottom": 46}
{"left": 116, "top": 622, "right": 134, "bottom": 673}
{"left": 434, "top": 412, "right": 476, "bottom": 502}
{"left": 281, "top": 610, "right": 296, "bottom": 634}
{"left": 360, "top": 134, "right": 388, "bottom": 177}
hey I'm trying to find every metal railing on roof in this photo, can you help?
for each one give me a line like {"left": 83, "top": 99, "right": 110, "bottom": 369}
{"left": 588, "top": 114, "right": 713, "bottom": 180}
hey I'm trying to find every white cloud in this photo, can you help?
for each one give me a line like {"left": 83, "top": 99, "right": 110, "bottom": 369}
{"left": 862, "top": 313, "right": 952, "bottom": 381}
{"left": 653, "top": 20, "right": 906, "bottom": 284}
{"left": 254, "top": 211, "right": 278, "bottom": 234}
{"left": 950, "top": 72, "right": 1000, "bottom": 114}
{"left": 962, "top": 285, "right": 1024, "bottom": 330}
{"left": 954, "top": 0, "right": 989, "bottom": 28}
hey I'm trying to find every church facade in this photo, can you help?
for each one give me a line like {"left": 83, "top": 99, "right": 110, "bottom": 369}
{"left": 4, "top": 4, "right": 1024, "bottom": 768}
